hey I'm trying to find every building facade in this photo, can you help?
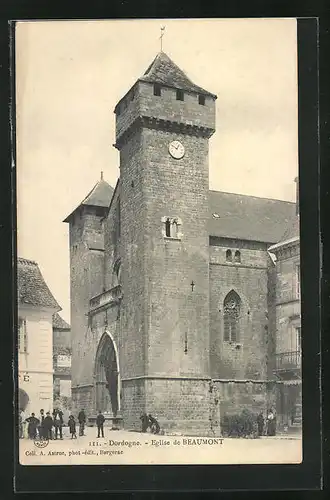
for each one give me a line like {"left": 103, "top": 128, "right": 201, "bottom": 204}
{"left": 64, "top": 52, "right": 300, "bottom": 435}
{"left": 18, "top": 258, "right": 60, "bottom": 415}
{"left": 53, "top": 313, "right": 72, "bottom": 401}
{"left": 268, "top": 178, "right": 301, "bottom": 433}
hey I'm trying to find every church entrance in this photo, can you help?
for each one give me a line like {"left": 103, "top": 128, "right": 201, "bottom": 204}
{"left": 94, "top": 332, "right": 120, "bottom": 417}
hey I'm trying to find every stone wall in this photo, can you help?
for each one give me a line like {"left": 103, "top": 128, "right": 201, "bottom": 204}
{"left": 141, "top": 127, "right": 211, "bottom": 378}
{"left": 144, "top": 378, "right": 212, "bottom": 436}
{"left": 104, "top": 184, "right": 121, "bottom": 291}
{"left": 209, "top": 238, "right": 270, "bottom": 380}
{"left": 212, "top": 380, "right": 274, "bottom": 417}
{"left": 69, "top": 207, "right": 105, "bottom": 389}
{"left": 119, "top": 129, "right": 148, "bottom": 379}
{"left": 115, "top": 81, "right": 216, "bottom": 142}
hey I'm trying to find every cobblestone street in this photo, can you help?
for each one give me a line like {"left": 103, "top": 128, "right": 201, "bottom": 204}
{"left": 19, "top": 425, "right": 302, "bottom": 466}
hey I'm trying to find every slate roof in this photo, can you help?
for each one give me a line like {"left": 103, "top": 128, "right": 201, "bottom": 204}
{"left": 18, "top": 258, "right": 60, "bottom": 310}
{"left": 209, "top": 190, "right": 296, "bottom": 244}
{"left": 64, "top": 178, "right": 114, "bottom": 222}
{"left": 139, "top": 52, "right": 217, "bottom": 98}
{"left": 53, "top": 312, "right": 70, "bottom": 330}
{"left": 280, "top": 214, "right": 300, "bottom": 242}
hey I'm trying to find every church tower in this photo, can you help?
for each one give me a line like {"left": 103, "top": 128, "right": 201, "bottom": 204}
{"left": 115, "top": 52, "right": 217, "bottom": 434}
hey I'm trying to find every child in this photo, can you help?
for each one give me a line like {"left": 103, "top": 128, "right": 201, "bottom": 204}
{"left": 68, "top": 415, "right": 77, "bottom": 439}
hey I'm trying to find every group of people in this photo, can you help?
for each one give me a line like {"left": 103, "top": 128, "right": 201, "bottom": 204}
{"left": 140, "top": 413, "right": 161, "bottom": 434}
{"left": 257, "top": 408, "right": 277, "bottom": 436}
{"left": 19, "top": 408, "right": 88, "bottom": 440}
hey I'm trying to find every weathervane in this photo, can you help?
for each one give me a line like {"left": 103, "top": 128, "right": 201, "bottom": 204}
{"left": 160, "top": 26, "right": 165, "bottom": 52}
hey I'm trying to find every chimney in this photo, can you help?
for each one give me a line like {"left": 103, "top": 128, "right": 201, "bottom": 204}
{"left": 294, "top": 176, "right": 299, "bottom": 215}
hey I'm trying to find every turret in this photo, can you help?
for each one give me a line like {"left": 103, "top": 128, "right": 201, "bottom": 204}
{"left": 63, "top": 174, "right": 113, "bottom": 388}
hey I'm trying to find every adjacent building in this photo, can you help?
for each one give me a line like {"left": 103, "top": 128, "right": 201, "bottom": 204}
{"left": 269, "top": 178, "right": 301, "bottom": 432}
{"left": 18, "top": 257, "right": 60, "bottom": 415}
{"left": 53, "top": 313, "right": 72, "bottom": 401}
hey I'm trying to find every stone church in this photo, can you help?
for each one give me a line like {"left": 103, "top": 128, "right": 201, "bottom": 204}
{"left": 64, "top": 52, "right": 301, "bottom": 435}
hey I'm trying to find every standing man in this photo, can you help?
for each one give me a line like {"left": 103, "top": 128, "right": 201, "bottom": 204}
{"left": 140, "top": 413, "right": 149, "bottom": 433}
{"left": 25, "top": 413, "right": 40, "bottom": 439}
{"left": 38, "top": 409, "right": 45, "bottom": 439}
{"left": 43, "top": 412, "right": 54, "bottom": 439}
{"left": 257, "top": 412, "right": 264, "bottom": 437}
{"left": 78, "top": 408, "right": 86, "bottom": 436}
{"left": 96, "top": 410, "right": 105, "bottom": 438}
{"left": 53, "top": 408, "right": 64, "bottom": 439}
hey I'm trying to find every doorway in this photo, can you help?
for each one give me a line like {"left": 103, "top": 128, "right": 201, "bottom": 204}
{"left": 94, "top": 332, "right": 120, "bottom": 417}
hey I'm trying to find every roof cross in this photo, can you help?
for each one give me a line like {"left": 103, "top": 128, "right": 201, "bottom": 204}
{"left": 160, "top": 26, "right": 165, "bottom": 52}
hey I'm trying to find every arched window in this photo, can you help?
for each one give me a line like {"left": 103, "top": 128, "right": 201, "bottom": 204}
{"left": 226, "top": 249, "right": 232, "bottom": 262}
{"left": 223, "top": 290, "right": 241, "bottom": 342}
{"left": 234, "top": 250, "right": 241, "bottom": 263}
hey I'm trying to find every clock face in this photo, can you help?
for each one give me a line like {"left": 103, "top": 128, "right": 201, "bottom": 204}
{"left": 169, "top": 140, "right": 185, "bottom": 159}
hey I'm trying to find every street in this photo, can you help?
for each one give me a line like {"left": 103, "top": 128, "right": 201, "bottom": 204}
{"left": 19, "top": 425, "right": 302, "bottom": 466}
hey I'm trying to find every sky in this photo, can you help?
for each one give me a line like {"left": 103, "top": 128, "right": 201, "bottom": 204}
{"left": 16, "top": 19, "right": 298, "bottom": 323}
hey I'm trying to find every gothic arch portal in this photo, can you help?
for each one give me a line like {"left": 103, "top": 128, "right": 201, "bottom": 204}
{"left": 94, "top": 331, "right": 120, "bottom": 417}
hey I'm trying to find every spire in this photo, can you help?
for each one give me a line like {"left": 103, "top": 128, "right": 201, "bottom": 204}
{"left": 63, "top": 177, "right": 114, "bottom": 223}
{"left": 139, "top": 52, "right": 217, "bottom": 98}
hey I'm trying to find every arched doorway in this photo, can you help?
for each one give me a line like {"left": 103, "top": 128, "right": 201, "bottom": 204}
{"left": 94, "top": 332, "right": 120, "bottom": 417}
{"left": 18, "top": 388, "right": 29, "bottom": 412}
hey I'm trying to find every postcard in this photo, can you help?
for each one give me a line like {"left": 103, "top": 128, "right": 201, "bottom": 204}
{"left": 16, "top": 18, "right": 302, "bottom": 466}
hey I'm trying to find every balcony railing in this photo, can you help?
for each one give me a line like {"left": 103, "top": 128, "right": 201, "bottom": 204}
{"left": 90, "top": 285, "right": 122, "bottom": 312}
{"left": 275, "top": 350, "right": 301, "bottom": 371}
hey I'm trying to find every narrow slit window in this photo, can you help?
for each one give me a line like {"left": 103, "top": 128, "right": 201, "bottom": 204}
{"left": 198, "top": 95, "right": 205, "bottom": 105}
{"left": 226, "top": 249, "right": 232, "bottom": 262}
{"left": 165, "top": 218, "right": 171, "bottom": 237}
{"left": 176, "top": 90, "right": 184, "bottom": 101}
{"left": 154, "top": 84, "right": 161, "bottom": 96}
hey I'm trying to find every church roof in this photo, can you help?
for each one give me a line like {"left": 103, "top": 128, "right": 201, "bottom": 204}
{"left": 81, "top": 178, "right": 114, "bottom": 207}
{"left": 18, "top": 258, "right": 61, "bottom": 310}
{"left": 53, "top": 312, "right": 70, "bottom": 330}
{"left": 268, "top": 213, "right": 300, "bottom": 253}
{"left": 280, "top": 214, "right": 300, "bottom": 242}
{"left": 139, "top": 52, "right": 217, "bottom": 98}
{"left": 64, "top": 177, "right": 114, "bottom": 222}
{"left": 209, "top": 191, "right": 296, "bottom": 244}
